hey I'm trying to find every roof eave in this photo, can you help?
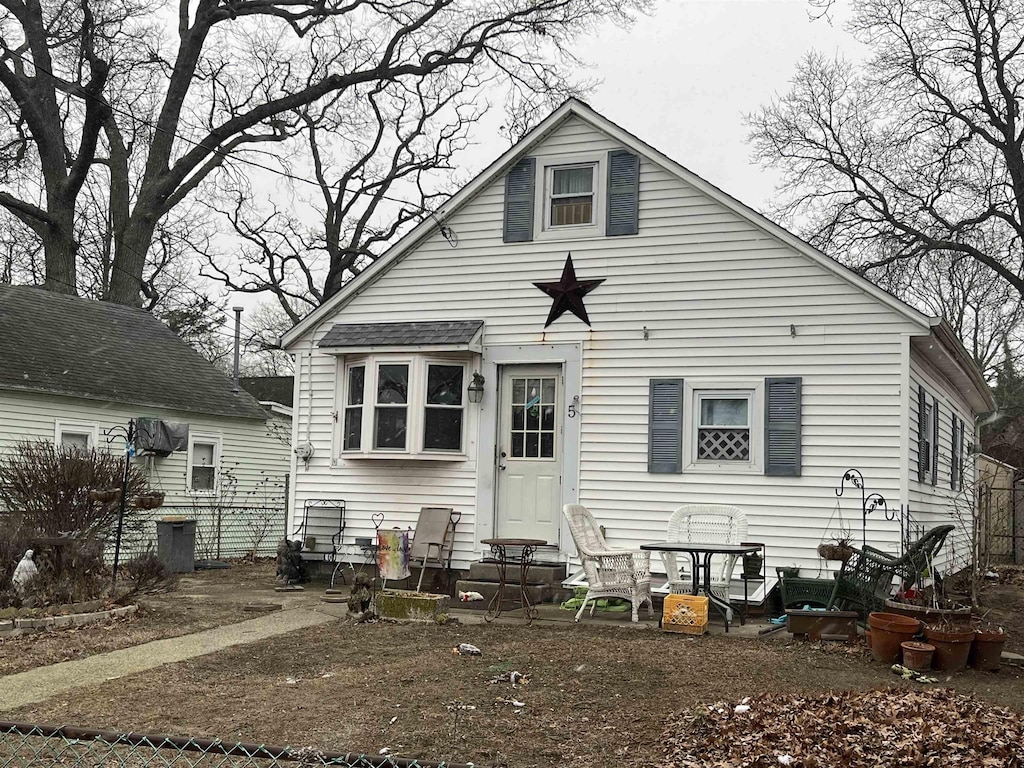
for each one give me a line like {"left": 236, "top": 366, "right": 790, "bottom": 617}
{"left": 927, "top": 318, "right": 996, "bottom": 412}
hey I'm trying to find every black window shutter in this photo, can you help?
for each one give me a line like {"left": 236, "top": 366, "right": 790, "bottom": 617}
{"left": 917, "top": 386, "right": 928, "bottom": 482}
{"left": 648, "top": 378, "right": 683, "bottom": 473}
{"left": 931, "top": 398, "right": 940, "bottom": 486}
{"left": 764, "top": 377, "right": 802, "bottom": 477}
{"left": 503, "top": 157, "right": 535, "bottom": 243}
{"left": 950, "top": 413, "right": 961, "bottom": 491}
{"left": 606, "top": 150, "right": 640, "bottom": 236}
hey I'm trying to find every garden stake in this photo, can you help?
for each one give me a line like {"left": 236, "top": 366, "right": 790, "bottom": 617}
{"left": 105, "top": 418, "right": 135, "bottom": 590}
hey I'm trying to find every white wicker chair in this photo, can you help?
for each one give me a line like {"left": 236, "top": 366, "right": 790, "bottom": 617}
{"left": 563, "top": 504, "right": 654, "bottom": 623}
{"left": 663, "top": 504, "right": 748, "bottom": 622}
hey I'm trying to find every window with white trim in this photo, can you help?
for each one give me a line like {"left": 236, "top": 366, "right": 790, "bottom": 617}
{"left": 696, "top": 394, "right": 751, "bottom": 462}
{"left": 188, "top": 435, "right": 221, "bottom": 492}
{"left": 341, "top": 357, "right": 468, "bottom": 457}
{"left": 548, "top": 164, "right": 596, "bottom": 227}
{"left": 55, "top": 421, "right": 98, "bottom": 450}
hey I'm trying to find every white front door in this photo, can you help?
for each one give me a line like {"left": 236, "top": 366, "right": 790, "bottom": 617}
{"left": 495, "top": 365, "right": 562, "bottom": 544}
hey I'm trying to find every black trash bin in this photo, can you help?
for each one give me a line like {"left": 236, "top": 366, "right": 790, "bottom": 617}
{"left": 156, "top": 518, "right": 196, "bottom": 573}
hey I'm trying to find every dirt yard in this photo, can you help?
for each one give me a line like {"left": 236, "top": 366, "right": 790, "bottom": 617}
{"left": 7, "top": 617, "right": 1024, "bottom": 768}
{"left": 0, "top": 561, "right": 276, "bottom": 676}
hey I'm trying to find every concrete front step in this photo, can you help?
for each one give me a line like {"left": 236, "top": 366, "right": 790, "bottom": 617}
{"left": 454, "top": 579, "right": 550, "bottom": 608}
{"left": 466, "top": 561, "right": 566, "bottom": 584}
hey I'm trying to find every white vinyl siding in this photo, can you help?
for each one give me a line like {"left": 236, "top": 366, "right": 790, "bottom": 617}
{"left": 908, "top": 350, "right": 977, "bottom": 572}
{"left": 286, "top": 114, "right": 938, "bottom": 572}
{"left": 0, "top": 389, "right": 291, "bottom": 556}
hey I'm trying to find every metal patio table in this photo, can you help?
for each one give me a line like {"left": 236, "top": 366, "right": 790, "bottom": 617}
{"left": 640, "top": 541, "right": 763, "bottom": 632}
{"left": 480, "top": 538, "right": 547, "bottom": 624}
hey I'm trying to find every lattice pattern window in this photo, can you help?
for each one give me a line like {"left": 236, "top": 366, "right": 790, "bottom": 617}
{"left": 697, "top": 428, "right": 750, "bottom": 461}
{"left": 696, "top": 395, "right": 751, "bottom": 463}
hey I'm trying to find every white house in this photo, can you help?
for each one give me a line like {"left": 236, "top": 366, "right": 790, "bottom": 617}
{"left": 0, "top": 285, "right": 291, "bottom": 558}
{"left": 280, "top": 99, "right": 993, "bottom": 590}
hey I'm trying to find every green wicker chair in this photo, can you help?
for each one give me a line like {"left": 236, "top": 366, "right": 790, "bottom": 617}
{"left": 829, "top": 524, "right": 955, "bottom": 617}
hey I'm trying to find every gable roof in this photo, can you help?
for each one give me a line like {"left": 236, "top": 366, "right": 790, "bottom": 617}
{"left": 0, "top": 285, "right": 267, "bottom": 420}
{"left": 280, "top": 98, "right": 992, "bottom": 411}
{"left": 240, "top": 376, "right": 294, "bottom": 407}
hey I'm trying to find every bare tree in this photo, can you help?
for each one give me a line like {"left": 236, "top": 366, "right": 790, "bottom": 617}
{"left": 0, "top": 0, "right": 648, "bottom": 306}
{"left": 748, "top": 0, "right": 1024, "bottom": 366}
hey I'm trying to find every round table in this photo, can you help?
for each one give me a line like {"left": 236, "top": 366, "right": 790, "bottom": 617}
{"left": 480, "top": 538, "right": 547, "bottom": 623}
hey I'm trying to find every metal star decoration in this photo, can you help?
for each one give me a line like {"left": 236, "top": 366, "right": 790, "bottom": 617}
{"left": 533, "top": 253, "right": 605, "bottom": 328}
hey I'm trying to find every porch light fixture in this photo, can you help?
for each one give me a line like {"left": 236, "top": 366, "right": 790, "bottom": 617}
{"left": 467, "top": 371, "right": 486, "bottom": 403}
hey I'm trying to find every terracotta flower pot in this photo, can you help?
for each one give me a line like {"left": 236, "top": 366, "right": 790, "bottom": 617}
{"left": 924, "top": 625, "right": 974, "bottom": 673}
{"left": 970, "top": 629, "right": 1007, "bottom": 672}
{"left": 868, "top": 612, "right": 922, "bottom": 664}
{"left": 901, "top": 641, "right": 935, "bottom": 671}
{"left": 883, "top": 598, "right": 972, "bottom": 624}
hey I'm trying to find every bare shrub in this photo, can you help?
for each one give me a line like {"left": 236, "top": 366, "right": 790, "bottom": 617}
{"left": 25, "top": 539, "right": 108, "bottom": 606}
{"left": 0, "top": 441, "right": 148, "bottom": 539}
{"left": 119, "top": 548, "right": 178, "bottom": 599}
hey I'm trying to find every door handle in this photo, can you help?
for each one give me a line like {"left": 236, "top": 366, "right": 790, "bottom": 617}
{"left": 498, "top": 450, "right": 507, "bottom": 470}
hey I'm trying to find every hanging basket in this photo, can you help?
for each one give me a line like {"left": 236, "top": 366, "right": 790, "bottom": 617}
{"left": 89, "top": 488, "right": 121, "bottom": 504}
{"left": 133, "top": 491, "right": 166, "bottom": 510}
{"left": 817, "top": 543, "right": 854, "bottom": 562}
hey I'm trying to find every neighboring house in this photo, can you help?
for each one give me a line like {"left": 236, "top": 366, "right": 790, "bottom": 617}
{"left": 976, "top": 455, "right": 1019, "bottom": 565}
{"left": 0, "top": 285, "right": 290, "bottom": 558}
{"left": 240, "top": 376, "right": 294, "bottom": 417}
{"left": 280, "top": 99, "right": 993, "bottom": 591}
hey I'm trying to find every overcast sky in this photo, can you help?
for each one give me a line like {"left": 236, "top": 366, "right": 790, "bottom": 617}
{"left": 537, "top": 0, "right": 864, "bottom": 211}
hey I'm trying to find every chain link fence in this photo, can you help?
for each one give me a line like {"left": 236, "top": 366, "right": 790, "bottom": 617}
{"left": 0, "top": 721, "right": 473, "bottom": 768}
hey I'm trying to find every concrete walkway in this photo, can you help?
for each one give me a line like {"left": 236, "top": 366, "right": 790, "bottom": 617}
{"left": 0, "top": 605, "right": 337, "bottom": 712}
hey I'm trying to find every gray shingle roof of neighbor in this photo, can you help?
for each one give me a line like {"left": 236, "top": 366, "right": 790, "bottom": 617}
{"left": 318, "top": 320, "right": 484, "bottom": 348}
{"left": 240, "top": 376, "right": 294, "bottom": 407}
{"left": 0, "top": 285, "right": 268, "bottom": 420}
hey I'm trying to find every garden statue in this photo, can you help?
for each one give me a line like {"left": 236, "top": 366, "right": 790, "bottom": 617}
{"left": 12, "top": 549, "right": 38, "bottom": 597}
{"left": 275, "top": 539, "right": 306, "bottom": 587}
{"left": 347, "top": 572, "right": 373, "bottom": 618}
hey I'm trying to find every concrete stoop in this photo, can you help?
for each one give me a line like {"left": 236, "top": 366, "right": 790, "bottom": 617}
{"left": 465, "top": 561, "right": 566, "bottom": 584}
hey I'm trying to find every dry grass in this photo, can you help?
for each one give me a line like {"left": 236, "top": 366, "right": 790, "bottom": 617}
{"left": 8, "top": 619, "right": 1024, "bottom": 768}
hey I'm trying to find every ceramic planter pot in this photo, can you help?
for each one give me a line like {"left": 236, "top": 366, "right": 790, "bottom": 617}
{"left": 868, "top": 612, "right": 922, "bottom": 664}
{"left": 970, "top": 629, "right": 1007, "bottom": 672}
{"left": 924, "top": 625, "right": 974, "bottom": 672}
{"left": 901, "top": 641, "right": 935, "bottom": 671}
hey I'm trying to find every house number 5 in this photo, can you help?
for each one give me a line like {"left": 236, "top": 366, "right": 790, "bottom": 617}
{"left": 568, "top": 395, "right": 580, "bottom": 418}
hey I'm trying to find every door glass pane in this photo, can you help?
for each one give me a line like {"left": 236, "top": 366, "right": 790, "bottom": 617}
{"left": 700, "top": 398, "right": 748, "bottom": 427}
{"left": 526, "top": 404, "right": 540, "bottom": 430}
{"left": 511, "top": 433, "right": 524, "bottom": 458}
{"left": 526, "top": 379, "right": 540, "bottom": 404}
{"left": 374, "top": 408, "right": 407, "bottom": 449}
{"left": 424, "top": 409, "right": 462, "bottom": 451}
{"left": 347, "top": 366, "right": 364, "bottom": 406}
{"left": 540, "top": 433, "right": 554, "bottom": 458}
{"left": 541, "top": 405, "right": 554, "bottom": 430}
{"left": 426, "top": 365, "right": 463, "bottom": 406}
{"left": 377, "top": 365, "right": 408, "bottom": 404}
{"left": 525, "top": 432, "right": 539, "bottom": 458}
{"left": 542, "top": 379, "right": 556, "bottom": 403}
{"left": 512, "top": 379, "right": 525, "bottom": 403}
{"left": 512, "top": 406, "right": 525, "bottom": 430}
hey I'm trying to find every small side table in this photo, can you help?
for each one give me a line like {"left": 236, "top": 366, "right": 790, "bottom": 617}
{"left": 481, "top": 538, "right": 547, "bottom": 624}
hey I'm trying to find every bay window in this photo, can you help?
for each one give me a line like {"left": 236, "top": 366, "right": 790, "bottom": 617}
{"left": 341, "top": 357, "right": 468, "bottom": 457}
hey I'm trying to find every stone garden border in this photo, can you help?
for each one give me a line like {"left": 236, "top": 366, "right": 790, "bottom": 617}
{"left": 0, "top": 605, "right": 138, "bottom": 639}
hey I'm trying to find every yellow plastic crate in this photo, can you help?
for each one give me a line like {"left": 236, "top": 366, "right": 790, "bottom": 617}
{"left": 663, "top": 593, "right": 709, "bottom": 635}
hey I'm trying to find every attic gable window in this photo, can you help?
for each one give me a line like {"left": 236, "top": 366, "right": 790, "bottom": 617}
{"left": 549, "top": 164, "right": 595, "bottom": 227}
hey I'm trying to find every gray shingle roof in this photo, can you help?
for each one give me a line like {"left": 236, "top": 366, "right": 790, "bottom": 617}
{"left": 0, "top": 285, "right": 267, "bottom": 420}
{"left": 318, "top": 320, "right": 484, "bottom": 348}
{"left": 240, "top": 376, "right": 294, "bottom": 407}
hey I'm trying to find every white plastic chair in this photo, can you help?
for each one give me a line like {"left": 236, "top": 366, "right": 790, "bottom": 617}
{"left": 563, "top": 504, "right": 654, "bottom": 623}
{"left": 663, "top": 504, "right": 748, "bottom": 621}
